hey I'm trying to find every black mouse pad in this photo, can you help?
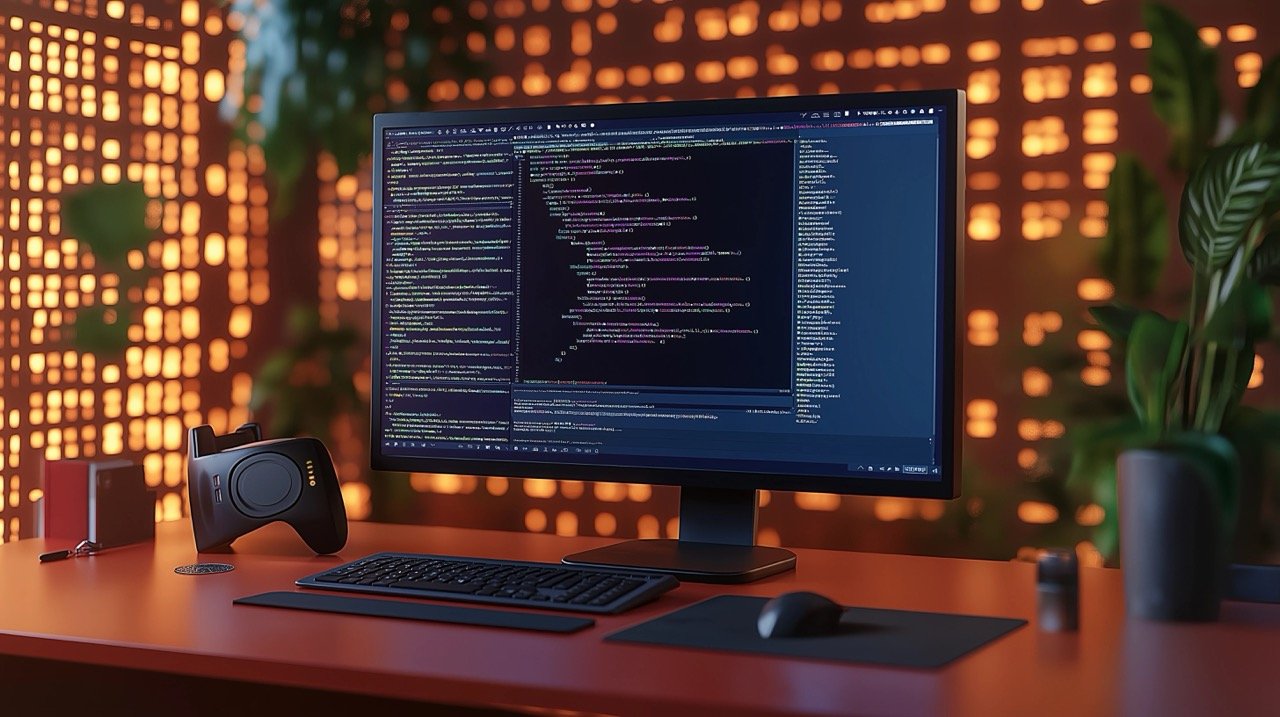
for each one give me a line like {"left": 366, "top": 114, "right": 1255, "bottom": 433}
{"left": 606, "top": 596, "right": 1025, "bottom": 668}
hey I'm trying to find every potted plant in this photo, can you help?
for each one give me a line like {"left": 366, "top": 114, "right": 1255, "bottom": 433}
{"left": 1095, "top": 141, "right": 1280, "bottom": 620}
{"left": 1050, "top": 2, "right": 1280, "bottom": 565}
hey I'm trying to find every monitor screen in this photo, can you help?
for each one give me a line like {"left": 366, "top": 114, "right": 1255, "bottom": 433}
{"left": 372, "top": 90, "right": 962, "bottom": 500}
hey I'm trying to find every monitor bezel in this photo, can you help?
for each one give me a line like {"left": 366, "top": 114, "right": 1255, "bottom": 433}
{"left": 370, "top": 89, "right": 963, "bottom": 500}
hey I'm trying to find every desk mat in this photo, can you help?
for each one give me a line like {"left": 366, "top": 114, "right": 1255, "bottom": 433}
{"left": 607, "top": 595, "right": 1025, "bottom": 668}
{"left": 235, "top": 591, "right": 595, "bottom": 633}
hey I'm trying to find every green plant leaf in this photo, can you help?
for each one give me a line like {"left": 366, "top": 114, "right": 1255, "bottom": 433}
{"left": 1179, "top": 142, "right": 1280, "bottom": 274}
{"left": 1246, "top": 228, "right": 1280, "bottom": 284}
{"left": 1092, "top": 490, "right": 1119, "bottom": 562}
{"left": 1225, "top": 339, "right": 1257, "bottom": 418}
{"left": 71, "top": 304, "right": 132, "bottom": 355}
{"left": 1126, "top": 312, "right": 1188, "bottom": 429}
{"left": 1099, "top": 152, "right": 1168, "bottom": 301}
{"left": 1067, "top": 416, "right": 1145, "bottom": 489}
{"left": 1201, "top": 280, "right": 1271, "bottom": 344}
{"left": 1143, "top": 2, "right": 1220, "bottom": 172}
{"left": 1089, "top": 303, "right": 1145, "bottom": 342}
{"left": 61, "top": 181, "right": 152, "bottom": 264}
{"left": 1236, "top": 54, "right": 1280, "bottom": 147}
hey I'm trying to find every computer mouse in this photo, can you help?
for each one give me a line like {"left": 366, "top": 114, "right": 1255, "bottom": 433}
{"left": 757, "top": 591, "right": 845, "bottom": 639}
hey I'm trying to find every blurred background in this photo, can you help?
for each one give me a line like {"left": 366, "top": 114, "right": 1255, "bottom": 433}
{"left": 3, "top": 0, "right": 1279, "bottom": 565}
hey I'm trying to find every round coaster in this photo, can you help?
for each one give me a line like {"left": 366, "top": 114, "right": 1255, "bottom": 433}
{"left": 174, "top": 563, "right": 235, "bottom": 575}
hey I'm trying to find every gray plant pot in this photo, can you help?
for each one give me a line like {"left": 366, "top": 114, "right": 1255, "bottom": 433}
{"left": 1117, "top": 448, "right": 1228, "bottom": 622}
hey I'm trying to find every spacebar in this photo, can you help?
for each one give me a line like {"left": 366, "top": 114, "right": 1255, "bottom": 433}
{"left": 234, "top": 591, "right": 594, "bottom": 633}
{"left": 389, "top": 580, "right": 484, "bottom": 593}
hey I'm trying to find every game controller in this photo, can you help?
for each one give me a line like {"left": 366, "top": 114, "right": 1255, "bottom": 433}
{"left": 187, "top": 423, "right": 347, "bottom": 554}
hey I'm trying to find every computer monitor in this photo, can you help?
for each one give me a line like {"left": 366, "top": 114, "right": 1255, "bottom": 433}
{"left": 371, "top": 89, "right": 964, "bottom": 583}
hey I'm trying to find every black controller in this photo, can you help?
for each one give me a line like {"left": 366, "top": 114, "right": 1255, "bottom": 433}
{"left": 187, "top": 423, "right": 347, "bottom": 554}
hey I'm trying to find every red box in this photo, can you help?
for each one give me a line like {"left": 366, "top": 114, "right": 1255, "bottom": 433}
{"left": 43, "top": 459, "right": 153, "bottom": 547}
{"left": 42, "top": 459, "right": 89, "bottom": 543}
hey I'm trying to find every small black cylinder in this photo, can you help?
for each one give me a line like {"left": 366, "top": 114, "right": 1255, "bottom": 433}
{"left": 1037, "top": 547, "right": 1079, "bottom": 632}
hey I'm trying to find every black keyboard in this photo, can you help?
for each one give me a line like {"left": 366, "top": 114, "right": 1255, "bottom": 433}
{"left": 296, "top": 552, "right": 679, "bottom": 615}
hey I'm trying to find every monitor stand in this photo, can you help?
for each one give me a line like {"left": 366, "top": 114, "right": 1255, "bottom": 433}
{"left": 561, "top": 486, "right": 796, "bottom": 583}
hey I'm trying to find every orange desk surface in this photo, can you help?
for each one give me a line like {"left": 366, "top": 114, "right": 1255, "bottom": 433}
{"left": 1, "top": 519, "right": 1278, "bottom": 716}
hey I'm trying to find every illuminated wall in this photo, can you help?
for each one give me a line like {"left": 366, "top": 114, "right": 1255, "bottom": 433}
{"left": 0, "top": 0, "right": 268, "bottom": 542}
{"left": 316, "top": 0, "right": 1280, "bottom": 560}
{"left": 5, "top": 1, "right": 1277, "bottom": 559}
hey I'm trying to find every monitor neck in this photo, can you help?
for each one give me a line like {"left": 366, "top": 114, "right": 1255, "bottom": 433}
{"left": 561, "top": 486, "right": 796, "bottom": 583}
{"left": 677, "top": 486, "right": 758, "bottom": 545}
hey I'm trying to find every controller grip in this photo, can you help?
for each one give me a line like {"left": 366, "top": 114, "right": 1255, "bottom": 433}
{"left": 187, "top": 426, "right": 348, "bottom": 555}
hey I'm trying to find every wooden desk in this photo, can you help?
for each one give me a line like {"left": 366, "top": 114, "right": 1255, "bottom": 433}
{"left": 1, "top": 520, "right": 1277, "bottom": 716}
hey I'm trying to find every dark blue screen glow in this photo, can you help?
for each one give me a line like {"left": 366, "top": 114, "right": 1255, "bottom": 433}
{"left": 374, "top": 98, "right": 953, "bottom": 487}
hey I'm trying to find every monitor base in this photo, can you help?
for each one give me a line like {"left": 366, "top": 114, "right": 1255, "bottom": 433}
{"left": 562, "top": 539, "right": 796, "bottom": 584}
